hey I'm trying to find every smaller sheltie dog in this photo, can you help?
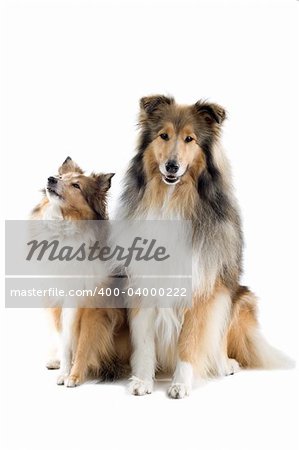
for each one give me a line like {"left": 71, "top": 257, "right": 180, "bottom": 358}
{"left": 32, "top": 157, "right": 130, "bottom": 386}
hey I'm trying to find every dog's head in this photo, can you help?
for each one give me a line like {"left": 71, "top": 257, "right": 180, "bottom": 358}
{"left": 138, "top": 95, "right": 226, "bottom": 186}
{"left": 46, "top": 157, "right": 114, "bottom": 219}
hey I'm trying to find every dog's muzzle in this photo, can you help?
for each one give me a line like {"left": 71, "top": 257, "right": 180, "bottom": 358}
{"left": 47, "top": 176, "right": 60, "bottom": 197}
{"left": 162, "top": 160, "right": 181, "bottom": 185}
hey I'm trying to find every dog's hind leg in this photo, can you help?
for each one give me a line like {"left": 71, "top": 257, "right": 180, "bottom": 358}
{"left": 65, "top": 308, "right": 118, "bottom": 387}
{"left": 168, "top": 287, "right": 232, "bottom": 399}
{"left": 217, "top": 333, "right": 240, "bottom": 377}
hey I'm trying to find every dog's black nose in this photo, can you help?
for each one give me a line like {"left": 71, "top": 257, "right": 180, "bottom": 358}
{"left": 48, "top": 176, "right": 57, "bottom": 184}
{"left": 165, "top": 160, "right": 179, "bottom": 174}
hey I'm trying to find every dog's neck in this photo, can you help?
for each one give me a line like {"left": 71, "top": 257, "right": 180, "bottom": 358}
{"left": 134, "top": 174, "right": 198, "bottom": 220}
{"left": 41, "top": 201, "right": 63, "bottom": 220}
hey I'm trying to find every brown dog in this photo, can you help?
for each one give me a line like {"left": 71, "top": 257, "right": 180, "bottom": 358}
{"left": 32, "top": 157, "right": 130, "bottom": 386}
{"left": 118, "top": 95, "right": 292, "bottom": 398}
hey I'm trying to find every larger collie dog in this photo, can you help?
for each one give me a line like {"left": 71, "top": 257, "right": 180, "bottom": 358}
{"left": 119, "top": 95, "right": 292, "bottom": 398}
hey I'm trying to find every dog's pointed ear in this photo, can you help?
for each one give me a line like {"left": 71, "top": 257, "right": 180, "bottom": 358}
{"left": 92, "top": 172, "right": 115, "bottom": 192}
{"left": 139, "top": 95, "right": 174, "bottom": 115}
{"left": 194, "top": 101, "right": 226, "bottom": 125}
{"left": 58, "top": 157, "right": 84, "bottom": 175}
{"left": 86, "top": 173, "right": 115, "bottom": 219}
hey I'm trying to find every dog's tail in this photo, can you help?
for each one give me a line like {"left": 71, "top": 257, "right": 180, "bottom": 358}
{"left": 227, "top": 286, "right": 294, "bottom": 370}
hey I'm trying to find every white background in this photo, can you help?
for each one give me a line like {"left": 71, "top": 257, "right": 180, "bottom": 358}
{"left": 1, "top": 1, "right": 298, "bottom": 449}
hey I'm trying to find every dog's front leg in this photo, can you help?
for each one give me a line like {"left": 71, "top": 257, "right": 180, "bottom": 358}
{"left": 57, "top": 308, "right": 77, "bottom": 385}
{"left": 129, "top": 308, "right": 156, "bottom": 395}
{"left": 45, "top": 307, "right": 61, "bottom": 370}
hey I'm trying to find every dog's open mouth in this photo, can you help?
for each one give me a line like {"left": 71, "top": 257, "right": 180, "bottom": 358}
{"left": 162, "top": 175, "right": 180, "bottom": 186}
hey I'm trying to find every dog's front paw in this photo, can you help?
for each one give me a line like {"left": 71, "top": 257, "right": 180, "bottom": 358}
{"left": 65, "top": 375, "right": 81, "bottom": 388}
{"left": 56, "top": 372, "right": 69, "bottom": 385}
{"left": 129, "top": 376, "right": 153, "bottom": 396}
{"left": 168, "top": 383, "right": 190, "bottom": 399}
{"left": 46, "top": 358, "right": 60, "bottom": 370}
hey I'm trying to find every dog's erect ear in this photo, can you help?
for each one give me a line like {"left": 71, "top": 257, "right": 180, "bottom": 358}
{"left": 194, "top": 101, "right": 226, "bottom": 125}
{"left": 92, "top": 172, "right": 115, "bottom": 192}
{"left": 139, "top": 95, "right": 174, "bottom": 115}
{"left": 58, "top": 156, "right": 84, "bottom": 175}
{"left": 86, "top": 173, "right": 114, "bottom": 219}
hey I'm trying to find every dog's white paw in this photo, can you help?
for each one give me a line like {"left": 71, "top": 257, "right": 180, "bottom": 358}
{"left": 225, "top": 358, "right": 240, "bottom": 376}
{"left": 46, "top": 358, "right": 60, "bottom": 370}
{"left": 65, "top": 375, "right": 81, "bottom": 388}
{"left": 129, "top": 377, "right": 153, "bottom": 396}
{"left": 168, "top": 383, "right": 190, "bottom": 399}
{"left": 56, "top": 373, "right": 69, "bottom": 385}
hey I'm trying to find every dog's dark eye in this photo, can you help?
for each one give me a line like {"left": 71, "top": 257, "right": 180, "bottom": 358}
{"left": 72, "top": 183, "right": 80, "bottom": 190}
{"left": 160, "top": 133, "right": 169, "bottom": 141}
{"left": 185, "top": 136, "right": 193, "bottom": 143}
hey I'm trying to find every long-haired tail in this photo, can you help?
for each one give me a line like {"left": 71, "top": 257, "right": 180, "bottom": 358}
{"left": 227, "top": 286, "right": 294, "bottom": 370}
